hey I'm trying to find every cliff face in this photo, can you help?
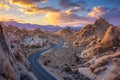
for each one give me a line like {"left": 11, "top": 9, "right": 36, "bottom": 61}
{"left": 102, "top": 26, "right": 120, "bottom": 48}
{"left": 0, "top": 24, "right": 36, "bottom": 80}
{"left": 0, "top": 24, "right": 16, "bottom": 80}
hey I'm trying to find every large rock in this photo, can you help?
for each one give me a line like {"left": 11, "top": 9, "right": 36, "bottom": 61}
{"left": 78, "top": 52, "right": 120, "bottom": 80}
{"left": 102, "top": 26, "right": 120, "bottom": 48}
{"left": 0, "top": 24, "right": 37, "bottom": 80}
{"left": 73, "top": 18, "right": 110, "bottom": 46}
{"left": 75, "top": 18, "right": 120, "bottom": 80}
{"left": 0, "top": 24, "right": 17, "bottom": 80}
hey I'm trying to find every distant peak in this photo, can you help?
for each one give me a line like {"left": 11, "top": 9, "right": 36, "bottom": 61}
{"left": 94, "top": 17, "right": 110, "bottom": 26}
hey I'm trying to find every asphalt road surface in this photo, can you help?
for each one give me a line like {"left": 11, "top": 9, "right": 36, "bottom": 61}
{"left": 28, "top": 40, "right": 64, "bottom": 80}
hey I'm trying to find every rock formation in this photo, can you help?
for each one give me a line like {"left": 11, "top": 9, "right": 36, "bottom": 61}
{"left": 0, "top": 24, "right": 36, "bottom": 80}
{"left": 73, "top": 18, "right": 120, "bottom": 80}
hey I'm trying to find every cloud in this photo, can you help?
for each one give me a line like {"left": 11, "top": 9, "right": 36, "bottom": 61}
{"left": 43, "top": 6, "right": 120, "bottom": 27}
{"left": 0, "top": 13, "right": 25, "bottom": 23}
{"left": 65, "top": 7, "right": 84, "bottom": 14}
{"left": 9, "top": 0, "right": 47, "bottom": 7}
{"left": 44, "top": 11, "right": 94, "bottom": 26}
{"left": 88, "top": 6, "right": 108, "bottom": 18}
{"left": 0, "top": 3, "right": 10, "bottom": 10}
{"left": 20, "top": 6, "right": 61, "bottom": 15}
{"left": 88, "top": 6, "right": 120, "bottom": 26}
{"left": 59, "top": 0, "right": 86, "bottom": 9}
{"left": 8, "top": 0, "right": 61, "bottom": 15}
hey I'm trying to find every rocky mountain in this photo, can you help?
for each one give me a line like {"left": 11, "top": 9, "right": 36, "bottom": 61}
{"left": 56, "top": 28, "right": 73, "bottom": 36}
{"left": 55, "top": 28, "right": 76, "bottom": 43}
{"left": 2, "top": 21, "right": 62, "bottom": 31}
{"left": 102, "top": 26, "right": 120, "bottom": 48}
{"left": 74, "top": 17, "right": 110, "bottom": 38}
{"left": 0, "top": 24, "right": 37, "bottom": 80}
{"left": 73, "top": 18, "right": 120, "bottom": 57}
{"left": 73, "top": 17, "right": 111, "bottom": 47}
{"left": 2, "top": 21, "right": 82, "bottom": 32}
{"left": 63, "top": 26, "right": 82, "bottom": 32}
{"left": 72, "top": 18, "right": 120, "bottom": 80}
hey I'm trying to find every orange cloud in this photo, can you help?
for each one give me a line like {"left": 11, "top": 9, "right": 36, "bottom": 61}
{"left": 44, "top": 11, "right": 93, "bottom": 26}
{"left": 0, "top": 13, "right": 25, "bottom": 23}
{"left": 44, "top": 12, "right": 62, "bottom": 25}
{"left": 65, "top": 9, "right": 75, "bottom": 15}
{"left": 65, "top": 7, "right": 83, "bottom": 15}
{"left": 20, "top": 6, "right": 61, "bottom": 15}
{"left": 0, "top": 3, "right": 10, "bottom": 10}
{"left": 88, "top": 6, "right": 107, "bottom": 18}
{"left": 9, "top": 0, "right": 47, "bottom": 8}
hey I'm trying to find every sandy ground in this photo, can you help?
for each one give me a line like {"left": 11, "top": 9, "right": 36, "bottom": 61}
{"left": 39, "top": 48, "right": 65, "bottom": 80}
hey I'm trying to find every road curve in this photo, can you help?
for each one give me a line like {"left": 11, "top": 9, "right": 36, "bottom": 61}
{"left": 28, "top": 40, "right": 64, "bottom": 80}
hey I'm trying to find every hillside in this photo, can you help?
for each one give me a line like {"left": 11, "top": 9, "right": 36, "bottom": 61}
{"left": 0, "top": 24, "right": 37, "bottom": 80}
{"left": 73, "top": 18, "right": 120, "bottom": 80}
{"left": 2, "top": 21, "right": 81, "bottom": 32}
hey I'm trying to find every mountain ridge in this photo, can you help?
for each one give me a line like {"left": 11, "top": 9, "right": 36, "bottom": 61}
{"left": 1, "top": 21, "right": 82, "bottom": 32}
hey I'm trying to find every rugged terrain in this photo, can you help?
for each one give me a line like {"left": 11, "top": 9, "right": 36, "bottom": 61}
{"left": 0, "top": 23, "right": 63, "bottom": 80}
{"left": 0, "top": 24, "right": 37, "bottom": 80}
{"left": 77, "top": 18, "right": 120, "bottom": 80}
{"left": 0, "top": 17, "right": 120, "bottom": 80}
{"left": 3, "top": 25, "right": 61, "bottom": 55}
{"left": 39, "top": 18, "right": 120, "bottom": 80}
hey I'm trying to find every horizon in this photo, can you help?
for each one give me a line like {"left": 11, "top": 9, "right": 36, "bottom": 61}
{"left": 0, "top": 0, "right": 120, "bottom": 27}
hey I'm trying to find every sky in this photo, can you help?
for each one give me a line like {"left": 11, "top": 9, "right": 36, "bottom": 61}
{"left": 0, "top": 0, "right": 120, "bottom": 27}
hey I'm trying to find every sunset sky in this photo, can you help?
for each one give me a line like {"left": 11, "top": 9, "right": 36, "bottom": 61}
{"left": 0, "top": 0, "right": 120, "bottom": 27}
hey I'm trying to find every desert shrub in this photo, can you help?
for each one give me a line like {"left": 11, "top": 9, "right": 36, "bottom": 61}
{"left": 62, "top": 64, "right": 71, "bottom": 72}
{"left": 47, "top": 60, "right": 51, "bottom": 63}
{"left": 44, "top": 61, "right": 48, "bottom": 66}
{"left": 43, "top": 60, "right": 51, "bottom": 66}
{"left": 11, "top": 45, "right": 14, "bottom": 48}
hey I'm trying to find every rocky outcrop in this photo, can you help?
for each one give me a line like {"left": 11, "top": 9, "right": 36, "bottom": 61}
{"left": 102, "top": 26, "right": 120, "bottom": 48}
{"left": 56, "top": 28, "right": 73, "bottom": 38}
{"left": 0, "top": 24, "right": 36, "bottom": 80}
{"left": 78, "top": 52, "right": 120, "bottom": 80}
{"left": 74, "top": 18, "right": 120, "bottom": 80}
{"left": 75, "top": 17, "right": 110, "bottom": 38}
{"left": 73, "top": 18, "right": 120, "bottom": 58}
{"left": 0, "top": 24, "right": 16, "bottom": 80}
{"left": 73, "top": 17, "right": 110, "bottom": 47}
{"left": 78, "top": 26, "right": 120, "bottom": 59}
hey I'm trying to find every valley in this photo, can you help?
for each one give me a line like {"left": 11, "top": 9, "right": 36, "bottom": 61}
{"left": 0, "top": 17, "right": 120, "bottom": 80}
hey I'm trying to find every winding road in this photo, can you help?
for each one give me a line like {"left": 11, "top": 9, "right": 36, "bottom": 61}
{"left": 28, "top": 40, "right": 64, "bottom": 80}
